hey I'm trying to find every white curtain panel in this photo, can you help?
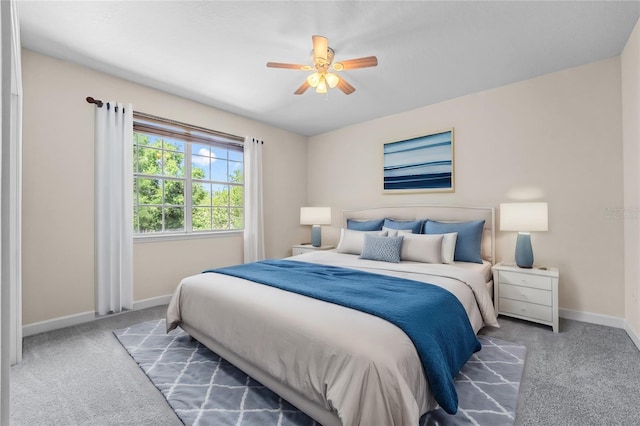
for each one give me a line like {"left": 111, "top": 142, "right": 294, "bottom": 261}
{"left": 243, "top": 137, "right": 265, "bottom": 263}
{"left": 94, "top": 102, "right": 134, "bottom": 315}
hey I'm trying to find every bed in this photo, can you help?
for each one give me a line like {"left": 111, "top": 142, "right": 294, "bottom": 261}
{"left": 167, "top": 205, "right": 499, "bottom": 425}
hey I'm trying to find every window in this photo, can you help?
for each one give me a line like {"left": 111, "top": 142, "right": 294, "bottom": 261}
{"left": 133, "top": 113, "right": 244, "bottom": 236}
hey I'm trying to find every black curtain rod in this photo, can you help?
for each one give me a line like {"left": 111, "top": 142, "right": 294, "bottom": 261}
{"left": 86, "top": 96, "right": 103, "bottom": 107}
{"left": 86, "top": 96, "right": 125, "bottom": 113}
{"left": 86, "top": 97, "right": 259, "bottom": 145}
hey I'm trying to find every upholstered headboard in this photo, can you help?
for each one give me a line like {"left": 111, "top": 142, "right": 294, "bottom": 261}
{"left": 342, "top": 205, "right": 495, "bottom": 263}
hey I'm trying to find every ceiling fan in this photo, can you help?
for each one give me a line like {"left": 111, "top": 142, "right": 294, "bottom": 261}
{"left": 266, "top": 35, "right": 378, "bottom": 95}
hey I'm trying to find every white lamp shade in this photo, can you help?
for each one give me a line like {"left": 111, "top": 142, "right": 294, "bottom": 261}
{"left": 500, "top": 202, "right": 548, "bottom": 232}
{"left": 300, "top": 207, "right": 332, "bottom": 225}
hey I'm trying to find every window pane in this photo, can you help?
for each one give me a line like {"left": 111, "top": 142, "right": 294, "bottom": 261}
{"left": 133, "top": 178, "right": 139, "bottom": 204}
{"left": 164, "top": 207, "right": 184, "bottom": 231}
{"left": 229, "top": 161, "right": 243, "bottom": 183}
{"left": 211, "top": 184, "right": 228, "bottom": 206}
{"left": 165, "top": 180, "right": 184, "bottom": 205}
{"left": 229, "top": 149, "right": 243, "bottom": 162}
{"left": 133, "top": 207, "right": 139, "bottom": 233}
{"left": 192, "top": 182, "right": 211, "bottom": 207}
{"left": 138, "top": 178, "right": 162, "bottom": 204}
{"left": 211, "top": 159, "right": 228, "bottom": 182}
{"left": 192, "top": 207, "right": 211, "bottom": 231}
{"left": 191, "top": 155, "right": 210, "bottom": 180}
{"left": 212, "top": 207, "right": 229, "bottom": 230}
{"left": 138, "top": 206, "right": 162, "bottom": 233}
{"left": 164, "top": 138, "right": 184, "bottom": 153}
{"left": 192, "top": 143, "right": 210, "bottom": 157}
{"left": 163, "top": 151, "right": 185, "bottom": 177}
{"left": 230, "top": 185, "right": 243, "bottom": 207}
{"left": 231, "top": 208, "right": 243, "bottom": 229}
{"left": 138, "top": 147, "right": 163, "bottom": 176}
{"left": 133, "top": 145, "right": 139, "bottom": 174}
{"left": 134, "top": 132, "right": 152, "bottom": 147}
{"left": 211, "top": 146, "right": 227, "bottom": 161}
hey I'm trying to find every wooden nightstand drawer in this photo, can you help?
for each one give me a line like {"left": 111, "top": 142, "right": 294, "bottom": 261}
{"left": 499, "top": 297, "right": 553, "bottom": 322}
{"left": 499, "top": 283, "right": 552, "bottom": 306}
{"left": 499, "top": 270, "right": 552, "bottom": 291}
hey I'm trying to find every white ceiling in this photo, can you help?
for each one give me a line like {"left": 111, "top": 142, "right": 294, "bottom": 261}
{"left": 17, "top": 1, "right": 640, "bottom": 137}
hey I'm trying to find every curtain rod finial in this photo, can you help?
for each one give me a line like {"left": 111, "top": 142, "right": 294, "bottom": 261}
{"left": 86, "top": 96, "right": 103, "bottom": 107}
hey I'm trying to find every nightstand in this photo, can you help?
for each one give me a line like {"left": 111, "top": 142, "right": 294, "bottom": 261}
{"left": 492, "top": 263, "right": 559, "bottom": 332}
{"left": 291, "top": 244, "right": 335, "bottom": 256}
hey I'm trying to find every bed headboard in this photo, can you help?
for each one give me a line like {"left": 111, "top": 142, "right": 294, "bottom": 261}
{"left": 342, "top": 205, "right": 495, "bottom": 264}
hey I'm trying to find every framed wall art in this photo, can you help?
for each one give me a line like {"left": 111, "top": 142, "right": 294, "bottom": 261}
{"left": 383, "top": 129, "right": 454, "bottom": 193}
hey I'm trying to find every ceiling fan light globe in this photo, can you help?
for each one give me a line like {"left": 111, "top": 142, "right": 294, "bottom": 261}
{"left": 325, "top": 73, "right": 339, "bottom": 88}
{"left": 307, "top": 72, "right": 321, "bottom": 88}
{"left": 316, "top": 76, "right": 328, "bottom": 94}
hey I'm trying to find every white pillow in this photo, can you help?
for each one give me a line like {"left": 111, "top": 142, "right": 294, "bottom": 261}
{"left": 400, "top": 233, "right": 444, "bottom": 263}
{"left": 441, "top": 232, "right": 458, "bottom": 264}
{"left": 383, "top": 226, "right": 414, "bottom": 237}
{"left": 336, "top": 229, "right": 388, "bottom": 255}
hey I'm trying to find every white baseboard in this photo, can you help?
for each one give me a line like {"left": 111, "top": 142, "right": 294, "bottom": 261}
{"left": 624, "top": 322, "right": 640, "bottom": 351}
{"left": 559, "top": 308, "right": 626, "bottom": 329}
{"left": 559, "top": 308, "right": 639, "bottom": 352}
{"left": 23, "top": 310, "right": 97, "bottom": 337}
{"left": 22, "top": 294, "right": 172, "bottom": 337}
{"left": 23, "top": 297, "right": 640, "bottom": 354}
{"left": 132, "top": 294, "right": 172, "bottom": 310}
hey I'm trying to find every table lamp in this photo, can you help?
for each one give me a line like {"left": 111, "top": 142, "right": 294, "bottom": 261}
{"left": 300, "top": 207, "right": 331, "bottom": 247}
{"left": 500, "top": 202, "right": 548, "bottom": 268}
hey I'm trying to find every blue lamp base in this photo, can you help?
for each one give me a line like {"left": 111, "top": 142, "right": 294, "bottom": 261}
{"left": 311, "top": 225, "right": 322, "bottom": 247}
{"left": 515, "top": 232, "right": 534, "bottom": 268}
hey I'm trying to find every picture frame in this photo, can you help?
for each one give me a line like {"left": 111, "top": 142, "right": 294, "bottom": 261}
{"left": 383, "top": 129, "right": 454, "bottom": 193}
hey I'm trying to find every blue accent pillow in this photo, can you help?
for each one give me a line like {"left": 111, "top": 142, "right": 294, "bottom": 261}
{"left": 383, "top": 218, "right": 423, "bottom": 234}
{"left": 423, "top": 220, "right": 485, "bottom": 263}
{"left": 347, "top": 218, "right": 384, "bottom": 231}
{"left": 360, "top": 234, "right": 404, "bottom": 263}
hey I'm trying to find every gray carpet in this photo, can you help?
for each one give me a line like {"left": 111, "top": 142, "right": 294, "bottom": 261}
{"left": 480, "top": 317, "right": 640, "bottom": 425}
{"left": 10, "top": 305, "right": 640, "bottom": 425}
{"left": 114, "top": 319, "right": 525, "bottom": 426}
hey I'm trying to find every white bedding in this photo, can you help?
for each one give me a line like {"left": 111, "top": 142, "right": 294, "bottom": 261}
{"left": 167, "top": 251, "right": 498, "bottom": 425}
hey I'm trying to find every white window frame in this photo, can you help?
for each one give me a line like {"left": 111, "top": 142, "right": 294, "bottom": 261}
{"left": 132, "top": 112, "right": 244, "bottom": 240}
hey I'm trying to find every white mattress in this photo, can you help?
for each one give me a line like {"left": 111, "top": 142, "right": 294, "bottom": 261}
{"left": 452, "top": 259, "right": 493, "bottom": 282}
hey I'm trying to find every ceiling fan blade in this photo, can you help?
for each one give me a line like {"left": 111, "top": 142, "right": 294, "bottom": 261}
{"left": 333, "top": 56, "right": 378, "bottom": 71}
{"left": 294, "top": 80, "right": 311, "bottom": 95}
{"left": 312, "top": 35, "right": 328, "bottom": 64}
{"left": 336, "top": 78, "right": 355, "bottom": 95}
{"left": 267, "top": 62, "right": 313, "bottom": 70}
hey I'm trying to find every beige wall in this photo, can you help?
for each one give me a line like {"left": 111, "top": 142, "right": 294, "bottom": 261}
{"left": 22, "top": 42, "right": 636, "bottom": 326}
{"left": 622, "top": 18, "right": 640, "bottom": 336}
{"left": 308, "top": 58, "right": 625, "bottom": 318}
{"left": 21, "top": 49, "right": 308, "bottom": 325}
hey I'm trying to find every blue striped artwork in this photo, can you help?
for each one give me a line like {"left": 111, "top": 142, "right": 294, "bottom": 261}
{"left": 384, "top": 129, "right": 454, "bottom": 192}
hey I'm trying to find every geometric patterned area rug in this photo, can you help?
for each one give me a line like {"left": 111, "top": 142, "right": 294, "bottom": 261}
{"left": 114, "top": 320, "right": 525, "bottom": 426}
{"left": 420, "top": 335, "right": 526, "bottom": 425}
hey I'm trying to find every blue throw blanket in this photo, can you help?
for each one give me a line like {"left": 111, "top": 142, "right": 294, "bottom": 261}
{"left": 204, "top": 259, "right": 480, "bottom": 414}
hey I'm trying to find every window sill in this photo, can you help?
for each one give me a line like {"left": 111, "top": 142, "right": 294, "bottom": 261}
{"left": 134, "top": 230, "right": 243, "bottom": 243}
